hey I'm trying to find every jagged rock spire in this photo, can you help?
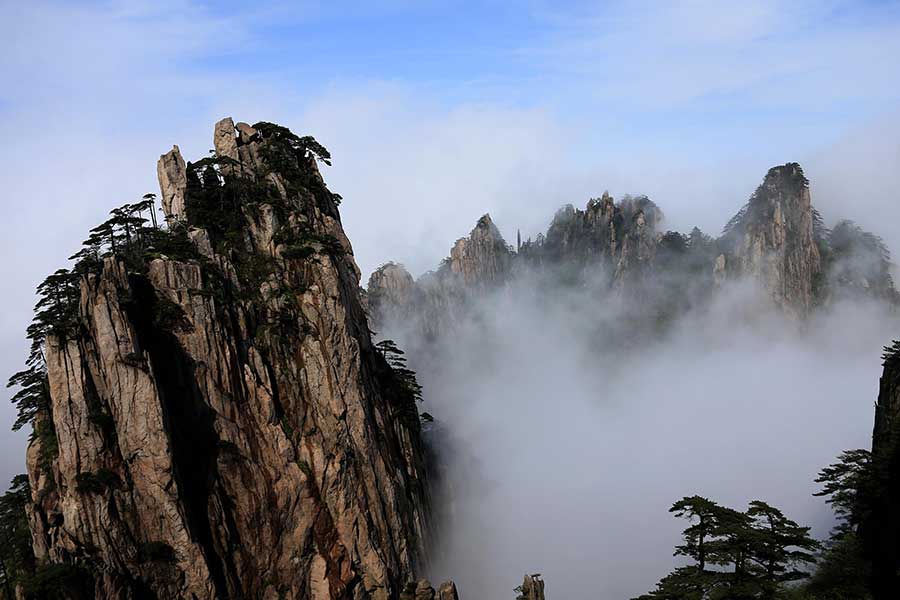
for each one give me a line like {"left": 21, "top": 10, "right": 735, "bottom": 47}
{"left": 156, "top": 145, "right": 187, "bottom": 222}
{"left": 720, "top": 162, "right": 822, "bottom": 317}
{"left": 213, "top": 116, "right": 239, "bottom": 164}
{"left": 447, "top": 214, "right": 513, "bottom": 287}
{"left": 516, "top": 574, "right": 545, "bottom": 600}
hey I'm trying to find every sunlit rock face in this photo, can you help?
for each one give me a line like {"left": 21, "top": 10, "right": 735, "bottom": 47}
{"left": 26, "top": 119, "right": 431, "bottom": 599}
{"left": 157, "top": 145, "right": 187, "bottom": 223}
{"left": 719, "top": 162, "right": 822, "bottom": 318}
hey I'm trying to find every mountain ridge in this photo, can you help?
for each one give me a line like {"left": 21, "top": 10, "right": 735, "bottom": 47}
{"left": 367, "top": 162, "right": 896, "bottom": 334}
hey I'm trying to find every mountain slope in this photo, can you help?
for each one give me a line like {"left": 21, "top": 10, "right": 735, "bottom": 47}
{"left": 24, "top": 119, "right": 430, "bottom": 599}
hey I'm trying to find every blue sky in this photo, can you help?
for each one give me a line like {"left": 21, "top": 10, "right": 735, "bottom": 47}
{"left": 1, "top": 0, "right": 900, "bottom": 480}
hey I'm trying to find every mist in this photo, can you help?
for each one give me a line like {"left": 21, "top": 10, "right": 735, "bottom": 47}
{"left": 376, "top": 267, "right": 899, "bottom": 599}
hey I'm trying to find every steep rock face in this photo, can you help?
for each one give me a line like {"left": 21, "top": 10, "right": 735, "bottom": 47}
{"left": 366, "top": 263, "right": 416, "bottom": 332}
{"left": 27, "top": 119, "right": 430, "bottom": 599}
{"left": 720, "top": 163, "right": 822, "bottom": 318}
{"left": 613, "top": 197, "right": 662, "bottom": 288}
{"left": 366, "top": 216, "right": 512, "bottom": 338}
{"left": 157, "top": 146, "right": 187, "bottom": 223}
{"left": 866, "top": 343, "right": 900, "bottom": 599}
{"left": 446, "top": 215, "right": 512, "bottom": 288}
{"left": 533, "top": 192, "right": 662, "bottom": 276}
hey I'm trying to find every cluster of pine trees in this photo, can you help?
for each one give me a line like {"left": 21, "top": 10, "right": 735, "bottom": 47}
{"left": 635, "top": 343, "right": 900, "bottom": 600}
{"left": 0, "top": 194, "right": 182, "bottom": 596}
{"left": 634, "top": 496, "right": 818, "bottom": 600}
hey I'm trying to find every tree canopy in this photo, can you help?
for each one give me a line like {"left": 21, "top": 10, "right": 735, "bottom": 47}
{"left": 635, "top": 496, "right": 818, "bottom": 600}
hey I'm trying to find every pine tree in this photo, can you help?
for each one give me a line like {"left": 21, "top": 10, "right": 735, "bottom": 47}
{"left": 746, "top": 501, "right": 819, "bottom": 595}
{"left": 0, "top": 475, "right": 35, "bottom": 597}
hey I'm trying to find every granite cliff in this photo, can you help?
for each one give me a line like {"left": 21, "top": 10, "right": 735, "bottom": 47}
{"left": 718, "top": 163, "right": 822, "bottom": 318}
{"left": 865, "top": 341, "right": 900, "bottom": 599}
{"left": 21, "top": 119, "right": 433, "bottom": 599}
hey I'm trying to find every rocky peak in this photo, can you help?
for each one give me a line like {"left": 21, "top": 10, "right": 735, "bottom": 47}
{"left": 720, "top": 162, "right": 822, "bottom": 317}
{"left": 156, "top": 145, "right": 187, "bottom": 222}
{"left": 25, "top": 118, "right": 430, "bottom": 599}
{"left": 367, "top": 162, "right": 899, "bottom": 342}
{"left": 446, "top": 214, "right": 512, "bottom": 287}
{"left": 366, "top": 262, "right": 416, "bottom": 330}
{"left": 364, "top": 214, "right": 513, "bottom": 336}
{"left": 613, "top": 197, "right": 661, "bottom": 286}
{"left": 534, "top": 193, "right": 662, "bottom": 271}
{"left": 515, "top": 574, "right": 545, "bottom": 600}
{"left": 212, "top": 117, "right": 267, "bottom": 179}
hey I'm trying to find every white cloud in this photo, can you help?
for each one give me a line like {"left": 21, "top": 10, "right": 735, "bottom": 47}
{"left": 290, "top": 84, "right": 574, "bottom": 276}
{"left": 394, "top": 275, "right": 898, "bottom": 598}
{"left": 805, "top": 111, "right": 900, "bottom": 256}
{"left": 524, "top": 0, "right": 900, "bottom": 111}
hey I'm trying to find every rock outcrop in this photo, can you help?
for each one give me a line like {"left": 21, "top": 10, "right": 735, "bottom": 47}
{"left": 436, "top": 580, "right": 459, "bottom": 600}
{"left": 26, "top": 119, "right": 431, "bottom": 599}
{"left": 719, "top": 163, "right": 822, "bottom": 318}
{"left": 865, "top": 342, "right": 900, "bottom": 599}
{"left": 366, "top": 263, "right": 416, "bottom": 332}
{"left": 157, "top": 145, "right": 187, "bottom": 222}
{"left": 365, "top": 192, "right": 667, "bottom": 335}
{"left": 366, "top": 216, "right": 513, "bottom": 338}
{"left": 612, "top": 196, "right": 662, "bottom": 287}
{"left": 395, "top": 578, "right": 464, "bottom": 600}
{"left": 515, "top": 574, "right": 545, "bottom": 600}
{"left": 446, "top": 215, "right": 512, "bottom": 288}
{"left": 529, "top": 193, "right": 662, "bottom": 277}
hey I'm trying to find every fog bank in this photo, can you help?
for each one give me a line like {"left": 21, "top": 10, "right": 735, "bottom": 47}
{"left": 380, "top": 273, "right": 898, "bottom": 599}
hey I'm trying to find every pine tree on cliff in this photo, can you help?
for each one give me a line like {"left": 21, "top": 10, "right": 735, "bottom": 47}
{"left": 803, "top": 346, "right": 896, "bottom": 599}
{"left": 802, "top": 449, "right": 873, "bottom": 599}
{"left": 634, "top": 496, "right": 817, "bottom": 600}
{"left": 0, "top": 475, "right": 35, "bottom": 597}
{"left": 862, "top": 340, "right": 900, "bottom": 599}
{"left": 7, "top": 268, "right": 80, "bottom": 434}
{"left": 745, "top": 501, "right": 818, "bottom": 592}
